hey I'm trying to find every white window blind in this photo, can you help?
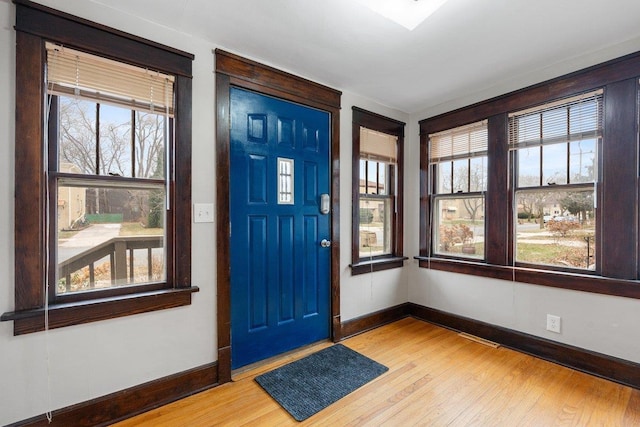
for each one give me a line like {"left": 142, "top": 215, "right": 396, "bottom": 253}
{"left": 46, "top": 42, "right": 174, "bottom": 115}
{"left": 360, "top": 127, "right": 397, "bottom": 162}
{"left": 429, "top": 120, "right": 488, "bottom": 163}
{"left": 508, "top": 89, "right": 603, "bottom": 149}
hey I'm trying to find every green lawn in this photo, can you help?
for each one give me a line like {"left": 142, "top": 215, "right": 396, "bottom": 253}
{"left": 58, "top": 229, "right": 79, "bottom": 239}
{"left": 119, "top": 222, "right": 163, "bottom": 236}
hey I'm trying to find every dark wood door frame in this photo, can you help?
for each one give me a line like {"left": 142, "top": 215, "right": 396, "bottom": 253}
{"left": 215, "top": 50, "right": 342, "bottom": 383}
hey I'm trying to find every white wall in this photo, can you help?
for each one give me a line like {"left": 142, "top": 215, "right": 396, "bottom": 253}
{"left": 407, "top": 269, "right": 640, "bottom": 364}
{"left": 0, "top": 1, "right": 409, "bottom": 424}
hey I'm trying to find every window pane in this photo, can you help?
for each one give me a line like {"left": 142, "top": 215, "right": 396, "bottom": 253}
{"left": 437, "top": 161, "right": 452, "bottom": 194}
{"left": 542, "top": 143, "right": 568, "bottom": 185}
{"left": 366, "top": 160, "right": 380, "bottom": 194}
{"left": 452, "top": 158, "right": 469, "bottom": 192}
{"left": 135, "top": 111, "right": 167, "bottom": 179}
{"left": 377, "top": 162, "right": 387, "bottom": 195}
{"left": 100, "top": 104, "right": 133, "bottom": 177}
{"left": 57, "top": 184, "right": 166, "bottom": 294}
{"left": 359, "top": 196, "right": 392, "bottom": 258}
{"left": 359, "top": 159, "right": 367, "bottom": 193}
{"left": 59, "top": 96, "right": 97, "bottom": 174}
{"left": 517, "top": 146, "right": 540, "bottom": 187}
{"left": 469, "top": 156, "right": 487, "bottom": 192}
{"left": 515, "top": 189, "right": 595, "bottom": 270}
{"left": 570, "top": 139, "right": 596, "bottom": 183}
{"left": 433, "top": 196, "right": 484, "bottom": 259}
{"left": 277, "top": 157, "right": 294, "bottom": 204}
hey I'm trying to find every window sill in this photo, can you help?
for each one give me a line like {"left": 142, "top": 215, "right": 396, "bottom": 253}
{"left": 415, "top": 256, "right": 640, "bottom": 300}
{"left": 0, "top": 286, "right": 199, "bottom": 335}
{"left": 350, "top": 256, "right": 408, "bottom": 275}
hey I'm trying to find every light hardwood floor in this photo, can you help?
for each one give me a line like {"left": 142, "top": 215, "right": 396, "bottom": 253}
{"left": 114, "top": 318, "right": 640, "bottom": 426}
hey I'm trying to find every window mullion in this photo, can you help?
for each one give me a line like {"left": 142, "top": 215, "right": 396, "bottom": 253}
{"left": 96, "top": 103, "right": 101, "bottom": 175}
{"left": 566, "top": 107, "right": 571, "bottom": 184}
{"left": 449, "top": 160, "right": 454, "bottom": 194}
{"left": 538, "top": 113, "right": 543, "bottom": 186}
{"left": 131, "top": 110, "right": 136, "bottom": 178}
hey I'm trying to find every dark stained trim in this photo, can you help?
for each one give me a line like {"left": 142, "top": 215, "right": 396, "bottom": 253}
{"left": 340, "top": 303, "right": 411, "bottom": 339}
{"left": 485, "top": 114, "right": 509, "bottom": 266}
{"left": 6, "top": 362, "right": 217, "bottom": 427}
{"left": 416, "top": 257, "right": 640, "bottom": 299}
{"left": 214, "top": 49, "right": 342, "bottom": 381}
{"left": 350, "top": 257, "right": 408, "bottom": 275}
{"left": 215, "top": 50, "right": 340, "bottom": 110}
{"left": 419, "top": 131, "right": 430, "bottom": 258}
{"left": 215, "top": 71, "right": 232, "bottom": 384}
{"left": 14, "top": 0, "right": 193, "bottom": 76}
{"left": 1, "top": 287, "right": 199, "bottom": 335}
{"left": 174, "top": 75, "right": 193, "bottom": 288}
{"left": 351, "top": 107, "right": 406, "bottom": 271}
{"left": 601, "top": 78, "right": 638, "bottom": 279}
{"left": 14, "top": 31, "right": 45, "bottom": 312}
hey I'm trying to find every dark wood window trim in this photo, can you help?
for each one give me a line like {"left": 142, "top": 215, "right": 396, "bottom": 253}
{"left": 1, "top": 0, "right": 197, "bottom": 335}
{"left": 215, "top": 49, "right": 342, "bottom": 383}
{"left": 351, "top": 107, "right": 406, "bottom": 275}
{"left": 419, "top": 49, "right": 640, "bottom": 300}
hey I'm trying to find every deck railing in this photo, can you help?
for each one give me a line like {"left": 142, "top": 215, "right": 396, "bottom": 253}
{"left": 58, "top": 236, "right": 163, "bottom": 291}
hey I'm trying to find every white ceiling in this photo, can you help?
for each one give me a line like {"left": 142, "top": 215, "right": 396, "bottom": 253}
{"left": 90, "top": 0, "right": 640, "bottom": 115}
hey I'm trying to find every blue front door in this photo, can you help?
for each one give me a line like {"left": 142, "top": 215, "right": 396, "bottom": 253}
{"left": 230, "top": 87, "right": 331, "bottom": 369}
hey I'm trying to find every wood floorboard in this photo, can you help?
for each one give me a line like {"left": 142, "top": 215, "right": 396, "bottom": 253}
{"left": 112, "top": 318, "right": 638, "bottom": 426}
{"left": 623, "top": 389, "right": 640, "bottom": 426}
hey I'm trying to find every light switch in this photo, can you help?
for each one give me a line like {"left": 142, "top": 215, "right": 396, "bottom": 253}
{"left": 193, "top": 203, "right": 214, "bottom": 223}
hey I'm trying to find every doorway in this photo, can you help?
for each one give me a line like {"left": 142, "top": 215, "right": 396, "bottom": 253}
{"left": 215, "top": 50, "right": 342, "bottom": 381}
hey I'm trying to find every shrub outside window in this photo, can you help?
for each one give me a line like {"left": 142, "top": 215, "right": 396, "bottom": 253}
{"left": 429, "top": 120, "right": 487, "bottom": 259}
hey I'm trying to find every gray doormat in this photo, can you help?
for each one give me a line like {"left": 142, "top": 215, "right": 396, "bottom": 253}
{"left": 255, "top": 344, "right": 388, "bottom": 421}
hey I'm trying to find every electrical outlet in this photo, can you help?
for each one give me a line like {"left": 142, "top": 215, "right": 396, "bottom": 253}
{"left": 193, "top": 203, "right": 214, "bottom": 223}
{"left": 546, "top": 314, "right": 561, "bottom": 333}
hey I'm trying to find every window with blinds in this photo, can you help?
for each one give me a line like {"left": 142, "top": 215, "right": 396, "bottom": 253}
{"left": 429, "top": 120, "right": 487, "bottom": 259}
{"left": 509, "top": 90, "right": 602, "bottom": 187}
{"left": 46, "top": 43, "right": 173, "bottom": 295}
{"left": 510, "top": 90, "right": 601, "bottom": 271}
{"left": 352, "top": 107, "right": 405, "bottom": 271}
{"left": 358, "top": 126, "right": 398, "bottom": 258}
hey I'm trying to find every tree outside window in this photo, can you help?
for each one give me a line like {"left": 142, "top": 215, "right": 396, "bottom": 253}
{"left": 429, "top": 120, "right": 487, "bottom": 259}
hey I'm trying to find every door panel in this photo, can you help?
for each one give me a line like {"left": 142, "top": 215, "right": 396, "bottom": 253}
{"left": 230, "top": 87, "right": 331, "bottom": 369}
